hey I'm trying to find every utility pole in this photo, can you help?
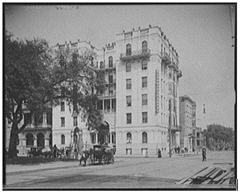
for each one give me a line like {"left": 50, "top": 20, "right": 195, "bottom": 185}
{"left": 169, "top": 99, "right": 172, "bottom": 158}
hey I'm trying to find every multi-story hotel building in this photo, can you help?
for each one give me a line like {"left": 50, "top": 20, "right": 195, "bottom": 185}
{"left": 115, "top": 25, "right": 182, "bottom": 156}
{"left": 14, "top": 25, "right": 182, "bottom": 157}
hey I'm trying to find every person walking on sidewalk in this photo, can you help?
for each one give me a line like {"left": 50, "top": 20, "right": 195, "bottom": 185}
{"left": 53, "top": 144, "right": 58, "bottom": 159}
{"left": 202, "top": 147, "right": 207, "bottom": 161}
{"left": 157, "top": 149, "right": 162, "bottom": 158}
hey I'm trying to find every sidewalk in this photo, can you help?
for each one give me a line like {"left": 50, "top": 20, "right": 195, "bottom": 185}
{"left": 6, "top": 160, "right": 79, "bottom": 174}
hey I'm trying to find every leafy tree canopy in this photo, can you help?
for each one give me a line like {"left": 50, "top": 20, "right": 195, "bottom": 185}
{"left": 5, "top": 32, "right": 53, "bottom": 158}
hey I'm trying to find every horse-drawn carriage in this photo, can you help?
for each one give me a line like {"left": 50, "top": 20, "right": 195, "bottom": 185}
{"left": 27, "top": 147, "right": 52, "bottom": 158}
{"left": 79, "top": 144, "right": 115, "bottom": 166}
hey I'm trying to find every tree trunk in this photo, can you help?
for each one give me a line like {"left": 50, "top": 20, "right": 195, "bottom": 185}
{"left": 8, "top": 122, "right": 19, "bottom": 159}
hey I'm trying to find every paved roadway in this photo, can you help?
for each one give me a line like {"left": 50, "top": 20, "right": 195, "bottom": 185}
{"left": 4, "top": 151, "right": 235, "bottom": 189}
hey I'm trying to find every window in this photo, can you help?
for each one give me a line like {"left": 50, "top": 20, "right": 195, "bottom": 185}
{"left": 37, "top": 133, "right": 45, "bottom": 148}
{"left": 197, "top": 132, "right": 200, "bottom": 138}
{"left": 142, "top": 132, "right": 148, "bottom": 143}
{"left": 126, "top": 132, "right": 132, "bottom": 144}
{"left": 112, "top": 132, "right": 116, "bottom": 144}
{"left": 47, "top": 111, "right": 52, "bottom": 125}
{"left": 126, "top": 113, "right": 132, "bottom": 124}
{"left": 142, "top": 112, "right": 148, "bottom": 123}
{"left": 24, "top": 113, "right": 31, "bottom": 125}
{"left": 142, "top": 77, "right": 147, "bottom": 88}
{"left": 126, "top": 62, "right": 131, "bottom": 72}
{"left": 109, "top": 74, "right": 113, "bottom": 83}
{"left": 73, "top": 116, "right": 78, "bottom": 126}
{"left": 126, "top": 96, "right": 132, "bottom": 107}
{"left": 109, "top": 87, "right": 114, "bottom": 96}
{"left": 142, "top": 41, "right": 148, "bottom": 53}
{"left": 61, "top": 101, "right": 65, "bottom": 112}
{"left": 104, "top": 99, "right": 110, "bottom": 111}
{"left": 61, "top": 134, "right": 65, "bottom": 145}
{"left": 126, "top": 79, "right": 131, "bottom": 89}
{"left": 142, "top": 60, "right": 147, "bottom": 70}
{"left": 142, "top": 94, "right": 148, "bottom": 106}
{"left": 97, "top": 100, "right": 103, "bottom": 110}
{"left": 197, "top": 140, "right": 200, "bottom": 146}
{"left": 126, "top": 148, "right": 132, "bottom": 155}
{"left": 108, "top": 56, "right": 113, "bottom": 68}
{"left": 34, "top": 112, "right": 43, "bottom": 125}
{"left": 91, "top": 133, "right": 96, "bottom": 144}
{"left": 126, "top": 43, "right": 131, "bottom": 56}
{"left": 112, "top": 99, "right": 116, "bottom": 112}
{"left": 100, "top": 61, "right": 104, "bottom": 69}
{"left": 26, "top": 133, "right": 34, "bottom": 146}
{"left": 61, "top": 117, "right": 65, "bottom": 127}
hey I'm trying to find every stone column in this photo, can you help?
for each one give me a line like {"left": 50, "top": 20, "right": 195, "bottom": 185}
{"left": 43, "top": 112, "right": 47, "bottom": 127}
{"left": 45, "top": 137, "right": 49, "bottom": 149}
{"left": 96, "top": 132, "right": 98, "bottom": 144}
{"left": 34, "top": 136, "right": 37, "bottom": 147}
{"left": 109, "top": 132, "right": 112, "bottom": 144}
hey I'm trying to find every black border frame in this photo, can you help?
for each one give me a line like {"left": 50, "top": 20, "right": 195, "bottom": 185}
{"left": 2, "top": 2, "right": 237, "bottom": 191}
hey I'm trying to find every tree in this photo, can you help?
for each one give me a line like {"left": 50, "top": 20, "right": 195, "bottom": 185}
{"left": 4, "top": 32, "right": 53, "bottom": 158}
{"left": 203, "top": 124, "right": 234, "bottom": 150}
{"left": 52, "top": 46, "right": 106, "bottom": 136}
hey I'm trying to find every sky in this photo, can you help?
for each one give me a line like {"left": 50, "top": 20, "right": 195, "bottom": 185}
{"left": 4, "top": 4, "right": 236, "bottom": 128}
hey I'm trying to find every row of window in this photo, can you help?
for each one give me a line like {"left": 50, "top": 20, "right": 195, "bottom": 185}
{"left": 126, "top": 60, "right": 148, "bottom": 72}
{"left": 99, "top": 56, "right": 114, "bottom": 69}
{"left": 26, "top": 133, "right": 46, "bottom": 147}
{"left": 126, "top": 77, "right": 147, "bottom": 90}
{"left": 97, "top": 99, "right": 116, "bottom": 111}
{"left": 125, "top": 41, "right": 148, "bottom": 56}
{"left": 126, "top": 132, "right": 148, "bottom": 144}
{"left": 126, "top": 112, "right": 148, "bottom": 124}
{"left": 61, "top": 117, "right": 78, "bottom": 127}
{"left": 126, "top": 94, "right": 147, "bottom": 107}
{"left": 24, "top": 112, "right": 52, "bottom": 126}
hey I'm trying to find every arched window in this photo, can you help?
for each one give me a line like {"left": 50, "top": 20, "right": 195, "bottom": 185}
{"left": 91, "top": 133, "right": 96, "bottom": 144}
{"left": 126, "top": 132, "right": 132, "bottom": 144}
{"left": 142, "top": 132, "right": 147, "bottom": 144}
{"left": 37, "top": 133, "right": 45, "bottom": 148}
{"left": 100, "top": 61, "right": 104, "bottom": 69}
{"left": 142, "top": 41, "right": 148, "bottom": 53}
{"left": 126, "top": 44, "right": 131, "bottom": 56}
{"left": 26, "top": 133, "right": 34, "bottom": 146}
{"left": 61, "top": 134, "right": 65, "bottom": 145}
{"left": 108, "top": 56, "right": 113, "bottom": 68}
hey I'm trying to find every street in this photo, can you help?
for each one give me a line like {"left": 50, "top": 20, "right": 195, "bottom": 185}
{"left": 4, "top": 151, "right": 235, "bottom": 189}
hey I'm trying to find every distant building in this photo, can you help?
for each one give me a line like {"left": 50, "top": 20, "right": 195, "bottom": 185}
{"left": 192, "top": 127, "right": 204, "bottom": 152}
{"left": 179, "top": 95, "right": 196, "bottom": 152}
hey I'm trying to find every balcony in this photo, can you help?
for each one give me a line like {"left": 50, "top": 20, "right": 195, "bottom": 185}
{"left": 120, "top": 49, "right": 151, "bottom": 61}
{"left": 162, "top": 52, "right": 171, "bottom": 65}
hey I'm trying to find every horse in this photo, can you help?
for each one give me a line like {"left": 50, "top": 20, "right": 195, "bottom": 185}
{"left": 79, "top": 150, "right": 91, "bottom": 166}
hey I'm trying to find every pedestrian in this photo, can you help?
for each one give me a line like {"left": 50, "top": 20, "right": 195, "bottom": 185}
{"left": 158, "top": 149, "right": 162, "bottom": 158}
{"left": 53, "top": 144, "right": 57, "bottom": 159}
{"left": 202, "top": 147, "right": 207, "bottom": 161}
